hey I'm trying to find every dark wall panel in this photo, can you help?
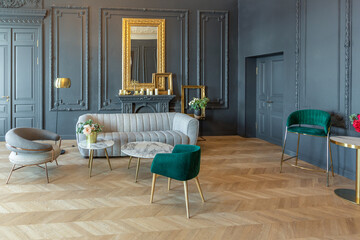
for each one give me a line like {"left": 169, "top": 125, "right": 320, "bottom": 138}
{"left": 99, "top": 8, "right": 188, "bottom": 112}
{"left": 302, "top": 0, "right": 341, "bottom": 110}
{"left": 41, "top": 0, "right": 238, "bottom": 137}
{"left": 197, "top": 10, "right": 228, "bottom": 109}
{"left": 49, "top": 7, "right": 88, "bottom": 111}
{"left": 238, "top": 0, "right": 358, "bottom": 180}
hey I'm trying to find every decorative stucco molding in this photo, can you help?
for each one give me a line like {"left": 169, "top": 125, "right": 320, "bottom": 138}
{"left": 0, "top": 0, "right": 40, "bottom": 8}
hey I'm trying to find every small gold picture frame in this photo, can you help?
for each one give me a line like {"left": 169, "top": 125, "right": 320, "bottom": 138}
{"left": 181, "top": 85, "right": 206, "bottom": 118}
{"left": 152, "top": 73, "right": 173, "bottom": 94}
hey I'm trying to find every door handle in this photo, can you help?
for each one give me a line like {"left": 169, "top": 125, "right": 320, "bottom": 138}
{"left": 266, "top": 100, "right": 273, "bottom": 103}
{"left": 2, "top": 96, "right": 9, "bottom": 102}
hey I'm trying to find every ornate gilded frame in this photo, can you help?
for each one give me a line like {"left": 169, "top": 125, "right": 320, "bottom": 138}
{"left": 122, "top": 18, "right": 165, "bottom": 91}
{"left": 152, "top": 73, "right": 173, "bottom": 94}
{"left": 181, "top": 85, "right": 206, "bottom": 118}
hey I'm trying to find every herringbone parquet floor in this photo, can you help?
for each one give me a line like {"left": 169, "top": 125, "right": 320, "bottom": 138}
{"left": 0, "top": 136, "right": 359, "bottom": 240}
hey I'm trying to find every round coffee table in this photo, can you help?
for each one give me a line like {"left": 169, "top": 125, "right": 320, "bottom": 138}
{"left": 330, "top": 136, "right": 360, "bottom": 205}
{"left": 121, "top": 142, "right": 174, "bottom": 182}
{"left": 78, "top": 140, "right": 114, "bottom": 177}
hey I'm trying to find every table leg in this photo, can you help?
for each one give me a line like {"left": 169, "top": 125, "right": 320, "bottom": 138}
{"left": 357, "top": 149, "right": 360, "bottom": 204}
{"left": 88, "top": 149, "right": 92, "bottom": 168}
{"left": 135, "top": 158, "right": 141, "bottom": 183}
{"left": 334, "top": 149, "right": 360, "bottom": 205}
{"left": 89, "top": 149, "right": 94, "bottom": 178}
{"left": 104, "top": 148, "right": 112, "bottom": 171}
{"left": 128, "top": 156, "right": 132, "bottom": 169}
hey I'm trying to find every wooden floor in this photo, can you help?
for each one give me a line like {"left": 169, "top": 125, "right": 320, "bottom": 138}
{"left": 0, "top": 136, "right": 359, "bottom": 240}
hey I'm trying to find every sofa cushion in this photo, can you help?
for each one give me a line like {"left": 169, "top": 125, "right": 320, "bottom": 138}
{"left": 99, "top": 130, "right": 189, "bottom": 145}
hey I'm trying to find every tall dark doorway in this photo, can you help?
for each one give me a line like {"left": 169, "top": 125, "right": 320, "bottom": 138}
{"left": 255, "top": 54, "right": 284, "bottom": 145}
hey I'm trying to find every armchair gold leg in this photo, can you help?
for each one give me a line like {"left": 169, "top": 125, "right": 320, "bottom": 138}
{"left": 168, "top": 178, "right": 171, "bottom": 190}
{"left": 135, "top": 158, "right": 141, "bottom": 182}
{"left": 329, "top": 139, "right": 334, "bottom": 177}
{"left": 183, "top": 181, "right": 190, "bottom": 218}
{"left": 195, "top": 177, "right": 205, "bottom": 202}
{"left": 150, "top": 173, "right": 157, "bottom": 203}
{"left": 280, "top": 128, "right": 288, "bottom": 173}
{"left": 128, "top": 156, "right": 132, "bottom": 169}
{"left": 6, "top": 164, "right": 16, "bottom": 184}
{"left": 104, "top": 149, "right": 112, "bottom": 170}
{"left": 45, "top": 163, "right": 49, "bottom": 183}
{"left": 295, "top": 134, "right": 300, "bottom": 166}
{"left": 55, "top": 159, "right": 58, "bottom": 166}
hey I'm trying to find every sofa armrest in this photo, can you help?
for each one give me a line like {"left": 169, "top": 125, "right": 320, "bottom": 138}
{"left": 172, "top": 113, "right": 199, "bottom": 145}
{"left": 76, "top": 114, "right": 94, "bottom": 144}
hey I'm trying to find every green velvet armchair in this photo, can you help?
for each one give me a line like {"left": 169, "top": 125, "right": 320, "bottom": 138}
{"left": 280, "top": 109, "right": 334, "bottom": 186}
{"left": 150, "top": 144, "right": 205, "bottom": 218}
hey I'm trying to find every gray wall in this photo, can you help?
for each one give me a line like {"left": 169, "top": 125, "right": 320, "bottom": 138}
{"left": 41, "top": 0, "right": 238, "bottom": 138}
{"left": 238, "top": 0, "right": 358, "bottom": 180}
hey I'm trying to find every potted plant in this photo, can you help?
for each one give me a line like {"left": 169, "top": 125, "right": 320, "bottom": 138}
{"left": 76, "top": 119, "right": 103, "bottom": 145}
{"left": 349, "top": 114, "right": 360, "bottom": 132}
{"left": 188, "top": 97, "right": 209, "bottom": 119}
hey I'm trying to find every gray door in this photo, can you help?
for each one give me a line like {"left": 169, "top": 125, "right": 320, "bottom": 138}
{"left": 0, "top": 29, "right": 11, "bottom": 138}
{"left": 256, "top": 55, "right": 284, "bottom": 145}
{"left": 0, "top": 27, "right": 41, "bottom": 140}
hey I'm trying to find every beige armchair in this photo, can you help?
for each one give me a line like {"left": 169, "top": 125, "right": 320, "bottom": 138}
{"left": 5, "top": 128, "right": 61, "bottom": 183}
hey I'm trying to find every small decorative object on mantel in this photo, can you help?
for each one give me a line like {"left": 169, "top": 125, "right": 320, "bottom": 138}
{"left": 130, "top": 80, "right": 139, "bottom": 93}
{"left": 349, "top": 113, "right": 360, "bottom": 132}
{"left": 152, "top": 73, "right": 173, "bottom": 95}
{"left": 76, "top": 119, "right": 103, "bottom": 146}
{"left": 189, "top": 97, "right": 209, "bottom": 120}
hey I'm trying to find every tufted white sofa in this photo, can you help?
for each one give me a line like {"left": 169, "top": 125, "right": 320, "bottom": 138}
{"left": 76, "top": 112, "right": 199, "bottom": 157}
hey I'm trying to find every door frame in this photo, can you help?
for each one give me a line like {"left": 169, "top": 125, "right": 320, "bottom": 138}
{"left": 245, "top": 52, "right": 284, "bottom": 145}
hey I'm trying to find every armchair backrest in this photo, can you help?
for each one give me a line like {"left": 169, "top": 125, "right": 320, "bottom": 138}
{"left": 172, "top": 145, "right": 201, "bottom": 180}
{"left": 286, "top": 109, "right": 331, "bottom": 134}
{"left": 5, "top": 128, "right": 59, "bottom": 153}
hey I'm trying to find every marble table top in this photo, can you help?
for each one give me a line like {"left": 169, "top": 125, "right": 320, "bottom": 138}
{"left": 121, "top": 142, "right": 174, "bottom": 159}
{"left": 330, "top": 136, "right": 360, "bottom": 150}
{"left": 78, "top": 140, "right": 114, "bottom": 150}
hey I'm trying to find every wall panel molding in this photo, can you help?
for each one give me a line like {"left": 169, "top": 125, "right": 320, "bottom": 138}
{"left": 344, "top": 0, "right": 352, "bottom": 128}
{"left": 197, "top": 10, "right": 229, "bottom": 109}
{"left": 296, "top": 0, "right": 351, "bottom": 128}
{"left": 98, "top": 7, "right": 189, "bottom": 111}
{"left": 49, "top": 6, "right": 88, "bottom": 111}
{"left": 295, "top": 0, "right": 301, "bottom": 110}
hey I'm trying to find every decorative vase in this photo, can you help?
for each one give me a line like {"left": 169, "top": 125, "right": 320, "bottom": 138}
{"left": 194, "top": 109, "right": 201, "bottom": 119}
{"left": 86, "top": 132, "right": 97, "bottom": 146}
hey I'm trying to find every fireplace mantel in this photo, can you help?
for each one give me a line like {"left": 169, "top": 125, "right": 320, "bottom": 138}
{"left": 117, "top": 95, "right": 175, "bottom": 113}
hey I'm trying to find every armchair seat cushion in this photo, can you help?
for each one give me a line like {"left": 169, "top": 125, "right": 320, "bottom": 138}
{"left": 9, "top": 144, "right": 60, "bottom": 165}
{"left": 287, "top": 126, "right": 327, "bottom": 137}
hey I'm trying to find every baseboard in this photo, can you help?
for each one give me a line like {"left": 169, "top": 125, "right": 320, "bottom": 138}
{"left": 59, "top": 135, "right": 76, "bottom": 140}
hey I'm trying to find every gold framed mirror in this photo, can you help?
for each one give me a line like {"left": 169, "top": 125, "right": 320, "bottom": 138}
{"left": 122, "top": 18, "right": 165, "bottom": 91}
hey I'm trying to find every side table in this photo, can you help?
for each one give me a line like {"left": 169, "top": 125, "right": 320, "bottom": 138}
{"left": 330, "top": 136, "right": 360, "bottom": 204}
{"left": 78, "top": 140, "right": 114, "bottom": 177}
